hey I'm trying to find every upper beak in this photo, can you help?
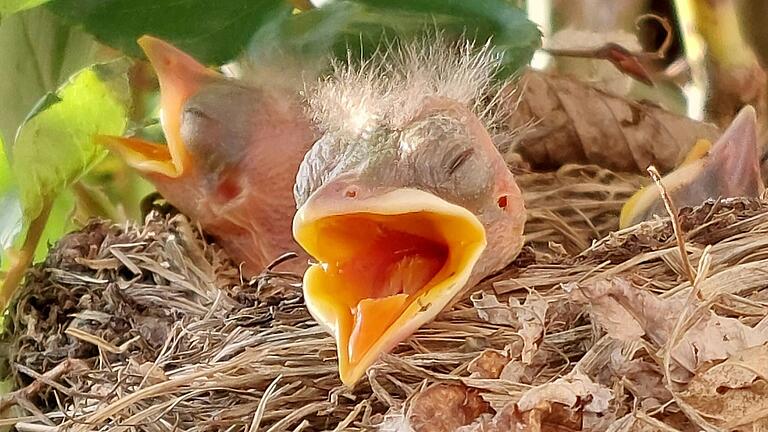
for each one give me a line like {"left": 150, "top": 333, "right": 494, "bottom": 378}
{"left": 620, "top": 105, "right": 763, "bottom": 228}
{"left": 100, "top": 35, "right": 217, "bottom": 178}
{"left": 293, "top": 186, "right": 486, "bottom": 385}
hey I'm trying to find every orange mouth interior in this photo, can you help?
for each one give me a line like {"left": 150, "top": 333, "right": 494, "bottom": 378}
{"left": 296, "top": 206, "right": 485, "bottom": 384}
{"left": 315, "top": 214, "right": 450, "bottom": 363}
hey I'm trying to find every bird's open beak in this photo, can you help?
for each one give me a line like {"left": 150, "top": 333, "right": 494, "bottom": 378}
{"left": 293, "top": 187, "right": 486, "bottom": 385}
{"left": 100, "top": 35, "right": 217, "bottom": 178}
{"left": 620, "top": 105, "right": 762, "bottom": 228}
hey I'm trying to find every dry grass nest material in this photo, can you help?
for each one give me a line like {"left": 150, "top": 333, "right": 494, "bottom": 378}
{"left": 2, "top": 164, "right": 767, "bottom": 432}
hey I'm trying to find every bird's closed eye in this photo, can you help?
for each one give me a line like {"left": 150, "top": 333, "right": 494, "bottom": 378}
{"left": 183, "top": 106, "right": 212, "bottom": 120}
{"left": 447, "top": 148, "right": 475, "bottom": 175}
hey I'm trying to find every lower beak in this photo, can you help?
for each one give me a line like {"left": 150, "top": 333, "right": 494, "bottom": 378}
{"left": 99, "top": 135, "right": 182, "bottom": 178}
{"left": 293, "top": 188, "right": 486, "bottom": 385}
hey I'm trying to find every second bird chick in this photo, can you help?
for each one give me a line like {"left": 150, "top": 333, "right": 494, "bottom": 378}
{"left": 103, "top": 36, "right": 317, "bottom": 275}
{"left": 620, "top": 105, "right": 764, "bottom": 228}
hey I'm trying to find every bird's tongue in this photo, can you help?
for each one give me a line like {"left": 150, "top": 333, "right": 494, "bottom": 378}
{"left": 348, "top": 295, "right": 408, "bottom": 364}
{"left": 376, "top": 254, "right": 444, "bottom": 297}
{"left": 347, "top": 249, "right": 445, "bottom": 364}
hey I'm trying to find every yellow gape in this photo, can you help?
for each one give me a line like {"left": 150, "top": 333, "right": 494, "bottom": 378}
{"left": 294, "top": 189, "right": 487, "bottom": 385}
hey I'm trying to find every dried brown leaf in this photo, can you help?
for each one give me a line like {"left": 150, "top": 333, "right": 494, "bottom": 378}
{"left": 467, "top": 349, "right": 510, "bottom": 379}
{"left": 470, "top": 292, "right": 548, "bottom": 364}
{"left": 607, "top": 356, "right": 670, "bottom": 407}
{"left": 503, "top": 69, "right": 720, "bottom": 173}
{"left": 679, "top": 344, "right": 768, "bottom": 431}
{"left": 517, "top": 370, "right": 613, "bottom": 414}
{"left": 513, "top": 294, "right": 548, "bottom": 364}
{"left": 406, "top": 384, "right": 492, "bottom": 432}
{"left": 564, "top": 280, "right": 649, "bottom": 340}
{"left": 470, "top": 291, "right": 516, "bottom": 325}
{"left": 567, "top": 278, "right": 768, "bottom": 375}
{"left": 459, "top": 371, "right": 611, "bottom": 432}
{"left": 499, "top": 360, "right": 526, "bottom": 382}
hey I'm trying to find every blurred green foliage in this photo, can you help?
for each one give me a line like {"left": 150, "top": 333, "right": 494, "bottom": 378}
{"left": 0, "top": 7, "right": 99, "bottom": 146}
{"left": 248, "top": 0, "right": 541, "bottom": 77}
{"left": 0, "top": 0, "right": 541, "bottom": 305}
{"left": 0, "top": 60, "right": 131, "bottom": 304}
{"left": 13, "top": 59, "right": 130, "bottom": 221}
{"left": 47, "top": 0, "right": 295, "bottom": 66}
{"left": 0, "top": 140, "right": 22, "bottom": 255}
{"left": 0, "top": 0, "right": 49, "bottom": 16}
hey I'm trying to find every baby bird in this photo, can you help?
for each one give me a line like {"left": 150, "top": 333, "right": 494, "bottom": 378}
{"left": 292, "top": 38, "right": 526, "bottom": 385}
{"left": 102, "top": 36, "right": 317, "bottom": 274}
{"left": 620, "top": 106, "right": 764, "bottom": 228}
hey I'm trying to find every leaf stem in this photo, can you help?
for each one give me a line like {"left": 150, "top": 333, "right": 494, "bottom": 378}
{"left": 0, "top": 200, "right": 53, "bottom": 310}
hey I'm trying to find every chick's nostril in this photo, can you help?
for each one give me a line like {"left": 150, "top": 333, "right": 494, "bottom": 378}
{"left": 497, "top": 195, "right": 508, "bottom": 210}
{"left": 345, "top": 188, "right": 358, "bottom": 198}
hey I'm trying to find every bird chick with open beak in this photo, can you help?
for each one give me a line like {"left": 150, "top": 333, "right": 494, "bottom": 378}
{"left": 292, "top": 39, "right": 526, "bottom": 385}
{"left": 101, "top": 36, "right": 317, "bottom": 274}
{"left": 620, "top": 105, "right": 764, "bottom": 228}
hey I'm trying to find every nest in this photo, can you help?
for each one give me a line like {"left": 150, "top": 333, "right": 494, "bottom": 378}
{"left": 2, "top": 164, "right": 767, "bottom": 432}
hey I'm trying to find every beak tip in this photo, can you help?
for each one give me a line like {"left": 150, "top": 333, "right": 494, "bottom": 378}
{"left": 135, "top": 35, "right": 215, "bottom": 87}
{"left": 338, "top": 366, "right": 364, "bottom": 387}
{"left": 136, "top": 35, "right": 156, "bottom": 54}
{"left": 733, "top": 105, "right": 757, "bottom": 131}
{"left": 746, "top": 109, "right": 757, "bottom": 130}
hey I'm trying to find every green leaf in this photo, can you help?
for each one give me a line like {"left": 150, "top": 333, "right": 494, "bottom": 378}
{"left": 0, "top": 195, "right": 22, "bottom": 253}
{"left": 247, "top": 0, "right": 541, "bottom": 77}
{"left": 0, "top": 7, "right": 99, "bottom": 147}
{"left": 47, "top": 0, "right": 294, "bottom": 66}
{"left": 0, "top": 136, "right": 11, "bottom": 195}
{"left": 0, "top": 139, "right": 22, "bottom": 254}
{"left": 0, "top": 80, "right": 76, "bottom": 272}
{"left": 1, "top": 60, "right": 129, "bottom": 304}
{"left": 12, "top": 58, "right": 131, "bottom": 221}
{"left": 0, "top": 0, "right": 50, "bottom": 17}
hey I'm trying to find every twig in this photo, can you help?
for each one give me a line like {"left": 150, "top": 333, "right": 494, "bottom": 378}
{"left": 248, "top": 375, "right": 282, "bottom": 432}
{"left": 0, "top": 200, "right": 53, "bottom": 309}
{"left": 0, "top": 359, "right": 88, "bottom": 413}
{"left": 635, "top": 14, "right": 674, "bottom": 61}
{"left": 265, "top": 252, "right": 300, "bottom": 272}
{"left": 14, "top": 423, "right": 58, "bottom": 432}
{"left": 542, "top": 14, "right": 674, "bottom": 86}
{"left": 64, "top": 328, "right": 140, "bottom": 354}
{"left": 647, "top": 166, "right": 696, "bottom": 285}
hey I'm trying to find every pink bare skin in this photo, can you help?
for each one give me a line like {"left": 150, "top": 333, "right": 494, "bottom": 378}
{"left": 292, "top": 41, "right": 526, "bottom": 385}
{"left": 102, "top": 36, "right": 316, "bottom": 275}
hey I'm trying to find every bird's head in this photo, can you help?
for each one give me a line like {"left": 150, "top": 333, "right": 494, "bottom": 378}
{"left": 101, "top": 36, "right": 217, "bottom": 180}
{"left": 100, "top": 36, "right": 317, "bottom": 274}
{"left": 292, "top": 39, "right": 526, "bottom": 385}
